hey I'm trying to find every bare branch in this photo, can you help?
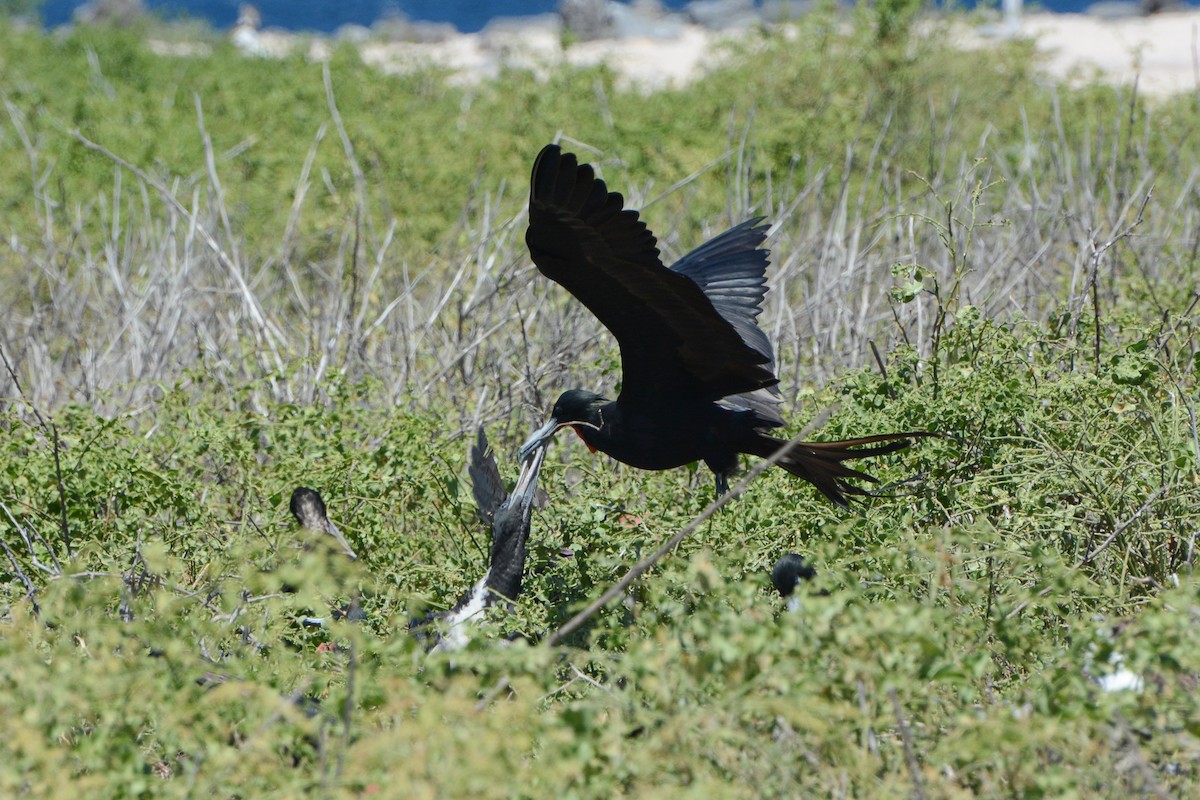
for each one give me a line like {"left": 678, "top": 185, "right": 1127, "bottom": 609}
{"left": 546, "top": 408, "right": 835, "bottom": 646}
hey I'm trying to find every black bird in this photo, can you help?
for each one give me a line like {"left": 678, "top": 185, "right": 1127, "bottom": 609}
{"left": 771, "top": 553, "right": 816, "bottom": 612}
{"left": 423, "top": 428, "right": 547, "bottom": 652}
{"left": 518, "top": 144, "right": 927, "bottom": 505}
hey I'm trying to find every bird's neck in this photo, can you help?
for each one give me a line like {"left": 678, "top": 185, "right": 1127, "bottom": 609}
{"left": 572, "top": 400, "right": 620, "bottom": 453}
{"left": 484, "top": 508, "right": 531, "bottom": 602}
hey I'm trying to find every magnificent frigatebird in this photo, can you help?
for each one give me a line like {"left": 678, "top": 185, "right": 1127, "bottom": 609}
{"left": 771, "top": 554, "right": 816, "bottom": 596}
{"left": 423, "top": 428, "right": 547, "bottom": 652}
{"left": 519, "top": 144, "right": 926, "bottom": 505}
{"left": 770, "top": 553, "right": 817, "bottom": 613}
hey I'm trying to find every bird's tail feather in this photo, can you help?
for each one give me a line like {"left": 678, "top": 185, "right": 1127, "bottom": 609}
{"left": 749, "top": 432, "right": 931, "bottom": 507}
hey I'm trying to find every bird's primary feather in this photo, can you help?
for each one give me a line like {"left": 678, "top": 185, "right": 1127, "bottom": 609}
{"left": 669, "top": 217, "right": 784, "bottom": 425}
{"left": 468, "top": 426, "right": 507, "bottom": 526}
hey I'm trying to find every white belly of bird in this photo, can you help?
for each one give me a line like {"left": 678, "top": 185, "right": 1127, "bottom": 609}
{"left": 431, "top": 571, "right": 492, "bottom": 653}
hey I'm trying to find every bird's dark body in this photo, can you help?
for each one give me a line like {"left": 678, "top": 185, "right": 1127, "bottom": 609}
{"left": 521, "top": 144, "right": 928, "bottom": 505}
{"left": 573, "top": 397, "right": 760, "bottom": 475}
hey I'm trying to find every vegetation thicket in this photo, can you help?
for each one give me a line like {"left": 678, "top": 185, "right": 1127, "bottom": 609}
{"left": 1, "top": 6, "right": 1198, "bottom": 797}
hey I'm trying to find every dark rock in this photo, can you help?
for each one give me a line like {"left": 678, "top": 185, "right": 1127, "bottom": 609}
{"left": 373, "top": 11, "right": 459, "bottom": 43}
{"left": 685, "top": 0, "right": 760, "bottom": 30}
{"left": 761, "top": 0, "right": 817, "bottom": 23}
{"left": 611, "top": 2, "right": 686, "bottom": 38}
{"left": 1139, "top": 0, "right": 1181, "bottom": 13}
{"left": 631, "top": 0, "right": 667, "bottom": 15}
{"left": 73, "top": 0, "right": 148, "bottom": 27}
{"left": 1084, "top": 1, "right": 1144, "bottom": 17}
{"left": 560, "top": 0, "right": 617, "bottom": 41}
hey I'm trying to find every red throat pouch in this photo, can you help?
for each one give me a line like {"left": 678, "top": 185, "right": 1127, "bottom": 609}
{"left": 571, "top": 425, "right": 597, "bottom": 453}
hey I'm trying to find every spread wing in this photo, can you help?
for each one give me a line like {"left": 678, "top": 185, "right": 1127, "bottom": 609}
{"left": 525, "top": 144, "right": 777, "bottom": 406}
{"left": 669, "top": 218, "right": 784, "bottom": 425}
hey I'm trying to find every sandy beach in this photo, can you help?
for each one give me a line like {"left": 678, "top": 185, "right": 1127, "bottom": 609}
{"left": 172, "top": 8, "right": 1200, "bottom": 98}
{"left": 962, "top": 10, "right": 1200, "bottom": 97}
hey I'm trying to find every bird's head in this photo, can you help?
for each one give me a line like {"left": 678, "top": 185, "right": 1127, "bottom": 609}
{"left": 289, "top": 486, "right": 358, "bottom": 559}
{"left": 290, "top": 487, "right": 329, "bottom": 531}
{"left": 517, "top": 389, "right": 608, "bottom": 460}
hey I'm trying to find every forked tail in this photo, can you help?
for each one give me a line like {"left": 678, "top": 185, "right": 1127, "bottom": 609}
{"left": 749, "top": 431, "right": 931, "bottom": 507}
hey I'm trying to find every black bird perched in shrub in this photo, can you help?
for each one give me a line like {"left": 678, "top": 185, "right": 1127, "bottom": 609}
{"left": 518, "top": 144, "right": 927, "bottom": 505}
{"left": 771, "top": 553, "right": 817, "bottom": 612}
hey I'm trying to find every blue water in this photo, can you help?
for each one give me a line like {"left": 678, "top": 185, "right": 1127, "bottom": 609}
{"left": 38, "top": 0, "right": 1144, "bottom": 34}
{"left": 41, "top": 1, "right": 686, "bottom": 33}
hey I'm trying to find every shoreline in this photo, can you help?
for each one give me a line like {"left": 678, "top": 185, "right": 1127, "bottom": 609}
{"left": 127, "top": 7, "right": 1200, "bottom": 97}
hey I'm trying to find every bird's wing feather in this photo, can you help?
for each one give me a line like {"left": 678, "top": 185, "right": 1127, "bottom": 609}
{"left": 468, "top": 427, "right": 506, "bottom": 526}
{"left": 670, "top": 218, "right": 784, "bottom": 425}
{"left": 669, "top": 218, "right": 773, "bottom": 362}
{"left": 526, "top": 145, "right": 777, "bottom": 405}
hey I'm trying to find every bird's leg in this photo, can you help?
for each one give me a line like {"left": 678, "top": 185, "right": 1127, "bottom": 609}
{"left": 714, "top": 471, "right": 730, "bottom": 499}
